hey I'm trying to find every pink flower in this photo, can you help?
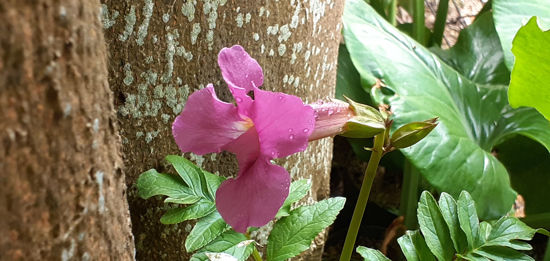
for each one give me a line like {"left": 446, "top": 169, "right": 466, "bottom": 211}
{"left": 172, "top": 45, "right": 315, "bottom": 233}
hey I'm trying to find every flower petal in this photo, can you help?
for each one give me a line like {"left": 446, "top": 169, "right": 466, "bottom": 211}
{"left": 222, "top": 127, "right": 261, "bottom": 172}
{"left": 215, "top": 157, "right": 290, "bottom": 233}
{"left": 251, "top": 89, "right": 315, "bottom": 158}
{"left": 172, "top": 84, "right": 248, "bottom": 155}
{"left": 218, "top": 45, "right": 264, "bottom": 92}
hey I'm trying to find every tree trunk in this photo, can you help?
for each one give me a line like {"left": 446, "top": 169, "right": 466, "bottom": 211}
{"left": 0, "top": 1, "right": 134, "bottom": 260}
{"left": 101, "top": 0, "right": 344, "bottom": 259}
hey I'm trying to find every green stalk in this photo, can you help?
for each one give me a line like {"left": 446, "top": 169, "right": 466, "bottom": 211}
{"left": 429, "top": 0, "right": 448, "bottom": 46}
{"left": 340, "top": 129, "right": 388, "bottom": 261}
{"left": 544, "top": 239, "right": 550, "bottom": 261}
{"left": 399, "top": 160, "right": 420, "bottom": 229}
{"left": 412, "top": 0, "right": 426, "bottom": 45}
{"left": 252, "top": 248, "right": 263, "bottom": 261}
{"left": 246, "top": 232, "right": 263, "bottom": 261}
{"left": 388, "top": 0, "right": 397, "bottom": 26}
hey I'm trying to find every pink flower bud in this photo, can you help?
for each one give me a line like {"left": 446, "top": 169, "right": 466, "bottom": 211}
{"left": 308, "top": 99, "right": 354, "bottom": 141}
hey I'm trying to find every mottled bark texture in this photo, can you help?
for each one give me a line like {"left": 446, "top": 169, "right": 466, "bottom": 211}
{"left": 0, "top": 1, "right": 134, "bottom": 260}
{"left": 101, "top": 0, "right": 343, "bottom": 259}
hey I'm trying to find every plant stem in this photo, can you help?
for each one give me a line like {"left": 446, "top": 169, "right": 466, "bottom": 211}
{"left": 412, "top": 0, "right": 426, "bottom": 45}
{"left": 252, "top": 247, "right": 263, "bottom": 261}
{"left": 388, "top": 0, "right": 397, "bottom": 26}
{"left": 340, "top": 130, "right": 387, "bottom": 261}
{"left": 399, "top": 160, "right": 420, "bottom": 229}
{"left": 544, "top": 238, "right": 550, "bottom": 261}
{"left": 246, "top": 232, "right": 263, "bottom": 261}
{"left": 429, "top": 0, "right": 448, "bottom": 46}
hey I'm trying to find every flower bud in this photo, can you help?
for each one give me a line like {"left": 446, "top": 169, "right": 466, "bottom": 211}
{"left": 390, "top": 118, "right": 438, "bottom": 149}
{"left": 308, "top": 97, "right": 385, "bottom": 141}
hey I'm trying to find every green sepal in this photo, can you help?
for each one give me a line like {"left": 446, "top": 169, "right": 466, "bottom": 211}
{"left": 390, "top": 118, "right": 438, "bottom": 149}
{"left": 342, "top": 96, "right": 386, "bottom": 138}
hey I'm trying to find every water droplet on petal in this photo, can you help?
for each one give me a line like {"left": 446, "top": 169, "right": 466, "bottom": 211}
{"left": 271, "top": 151, "right": 277, "bottom": 157}
{"left": 288, "top": 128, "right": 293, "bottom": 132}
{"left": 236, "top": 97, "right": 243, "bottom": 103}
{"left": 278, "top": 95, "right": 284, "bottom": 100}
{"left": 303, "top": 128, "right": 309, "bottom": 133}
{"left": 289, "top": 134, "right": 295, "bottom": 140}
{"left": 328, "top": 109, "right": 334, "bottom": 116}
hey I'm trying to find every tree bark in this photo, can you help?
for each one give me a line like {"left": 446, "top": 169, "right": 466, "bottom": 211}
{"left": 0, "top": 1, "right": 134, "bottom": 260}
{"left": 101, "top": 0, "right": 343, "bottom": 259}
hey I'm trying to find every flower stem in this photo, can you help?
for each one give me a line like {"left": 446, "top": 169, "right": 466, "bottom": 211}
{"left": 251, "top": 247, "right": 263, "bottom": 261}
{"left": 246, "top": 232, "right": 263, "bottom": 261}
{"left": 340, "top": 129, "right": 388, "bottom": 261}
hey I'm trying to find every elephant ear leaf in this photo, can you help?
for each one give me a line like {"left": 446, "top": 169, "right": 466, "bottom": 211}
{"left": 507, "top": 17, "right": 550, "bottom": 121}
{"left": 343, "top": 0, "right": 550, "bottom": 219}
{"left": 492, "top": 0, "right": 550, "bottom": 70}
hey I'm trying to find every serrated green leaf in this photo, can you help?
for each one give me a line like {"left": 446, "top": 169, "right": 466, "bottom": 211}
{"left": 487, "top": 217, "right": 537, "bottom": 244}
{"left": 356, "top": 246, "right": 391, "bottom": 261}
{"left": 438, "top": 193, "right": 467, "bottom": 253}
{"left": 417, "top": 191, "right": 454, "bottom": 261}
{"left": 344, "top": 0, "right": 550, "bottom": 219}
{"left": 479, "top": 221, "right": 493, "bottom": 243}
{"left": 164, "top": 197, "right": 200, "bottom": 205}
{"left": 457, "top": 191, "right": 481, "bottom": 249}
{"left": 474, "top": 246, "right": 533, "bottom": 261}
{"left": 492, "top": 0, "right": 550, "bottom": 70}
{"left": 166, "top": 155, "right": 211, "bottom": 199}
{"left": 266, "top": 197, "right": 346, "bottom": 261}
{"left": 137, "top": 169, "right": 198, "bottom": 202}
{"left": 190, "top": 230, "right": 254, "bottom": 261}
{"left": 202, "top": 170, "right": 225, "bottom": 200}
{"left": 204, "top": 253, "right": 238, "bottom": 261}
{"left": 508, "top": 17, "right": 550, "bottom": 120}
{"left": 160, "top": 199, "right": 216, "bottom": 224}
{"left": 276, "top": 179, "right": 312, "bottom": 218}
{"left": 186, "top": 211, "right": 230, "bottom": 252}
{"left": 459, "top": 253, "right": 491, "bottom": 261}
{"left": 397, "top": 230, "right": 436, "bottom": 261}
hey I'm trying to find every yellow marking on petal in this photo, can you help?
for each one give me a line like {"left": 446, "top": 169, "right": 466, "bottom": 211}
{"left": 234, "top": 117, "right": 254, "bottom": 132}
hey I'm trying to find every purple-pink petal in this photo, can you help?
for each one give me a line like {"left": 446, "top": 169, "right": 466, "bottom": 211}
{"left": 218, "top": 45, "right": 264, "bottom": 92}
{"left": 222, "top": 126, "right": 261, "bottom": 172}
{"left": 251, "top": 89, "right": 315, "bottom": 159}
{"left": 215, "top": 157, "right": 290, "bottom": 233}
{"left": 172, "top": 84, "right": 248, "bottom": 155}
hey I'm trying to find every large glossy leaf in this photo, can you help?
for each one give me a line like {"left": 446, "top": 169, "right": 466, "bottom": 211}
{"left": 492, "top": 0, "right": 550, "bottom": 70}
{"left": 508, "top": 17, "right": 550, "bottom": 120}
{"left": 343, "top": 0, "right": 550, "bottom": 219}
{"left": 430, "top": 12, "right": 510, "bottom": 85}
{"left": 336, "top": 44, "right": 372, "bottom": 105}
{"left": 495, "top": 136, "right": 550, "bottom": 218}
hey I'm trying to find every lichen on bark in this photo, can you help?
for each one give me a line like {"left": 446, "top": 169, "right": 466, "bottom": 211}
{"left": 101, "top": 0, "right": 344, "bottom": 259}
